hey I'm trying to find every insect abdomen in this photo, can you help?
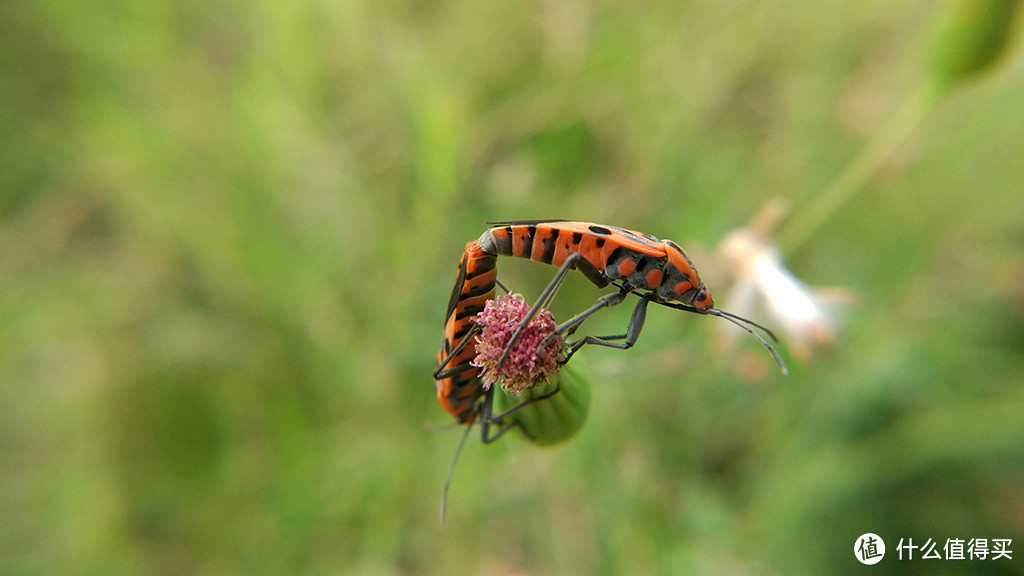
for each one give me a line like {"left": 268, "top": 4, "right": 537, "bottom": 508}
{"left": 480, "top": 221, "right": 671, "bottom": 292}
{"left": 436, "top": 241, "right": 497, "bottom": 423}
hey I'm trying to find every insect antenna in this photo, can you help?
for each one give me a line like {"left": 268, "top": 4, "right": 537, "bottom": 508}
{"left": 713, "top": 309, "right": 780, "bottom": 342}
{"left": 636, "top": 294, "right": 789, "bottom": 375}
{"left": 706, "top": 308, "right": 789, "bottom": 375}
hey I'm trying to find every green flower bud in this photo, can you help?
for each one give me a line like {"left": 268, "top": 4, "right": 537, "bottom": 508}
{"left": 493, "top": 355, "right": 591, "bottom": 447}
{"left": 926, "top": 0, "right": 1022, "bottom": 92}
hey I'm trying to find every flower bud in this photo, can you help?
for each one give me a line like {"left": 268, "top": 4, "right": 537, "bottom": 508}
{"left": 493, "top": 355, "right": 592, "bottom": 446}
{"left": 926, "top": 0, "right": 1022, "bottom": 92}
{"left": 470, "top": 292, "right": 590, "bottom": 445}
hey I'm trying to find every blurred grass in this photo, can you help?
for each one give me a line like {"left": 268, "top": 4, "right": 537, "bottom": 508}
{"left": 2, "top": 1, "right": 1024, "bottom": 575}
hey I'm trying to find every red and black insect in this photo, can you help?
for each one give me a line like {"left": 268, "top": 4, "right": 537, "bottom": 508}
{"left": 433, "top": 240, "right": 555, "bottom": 519}
{"left": 433, "top": 220, "right": 787, "bottom": 519}
{"left": 476, "top": 220, "right": 787, "bottom": 372}
{"left": 434, "top": 239, "right": 558, "bottom": 433}
{"left": 434, "top": 240, "right": 499, "bottom": 428}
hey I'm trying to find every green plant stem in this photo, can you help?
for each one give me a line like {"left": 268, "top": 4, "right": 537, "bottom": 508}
{"left": 777, "top": 85, "right": 945, "bottom": 256}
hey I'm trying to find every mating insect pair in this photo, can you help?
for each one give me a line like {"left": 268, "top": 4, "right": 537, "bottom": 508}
{"left": 433, "top": 220, "right": 788, "bottom": 518}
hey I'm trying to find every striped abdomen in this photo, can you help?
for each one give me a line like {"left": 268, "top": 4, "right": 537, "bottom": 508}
{"left": 435, "top": 240, "right": 497, "bottom": 423}
{"left": 477, "top": 220, "right": 713, "bottom": 310}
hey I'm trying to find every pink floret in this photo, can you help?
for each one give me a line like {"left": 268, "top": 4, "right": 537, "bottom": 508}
{"left": 471, "top": 294, "right": 565, "bottom": 392}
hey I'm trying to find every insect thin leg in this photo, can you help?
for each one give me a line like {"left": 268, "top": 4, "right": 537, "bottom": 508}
{"left": 440, "top": 419, "right": 474, "bottom": 523}
{"left": 559, "top": 293, "right": 654, "bottom": 364}
{"left": 442, "top": 388, "right": 518, "bottom": 523}
{"left": 535, "top": 285, "right": 630, "bottom": 356}
{"left": 486, "top": 382, "right": 561, "bottom": 424}
{"left": 478, "top": 387, "right": 525, "bottom": 444}
{"left": 552, "top": 286, "right": 629, "bottom": 338}
{"left": 497, "top": 253, "right": 583, "bottom": 366}
{"left": 433, "top": 323, "right": 483, "bottom": 380}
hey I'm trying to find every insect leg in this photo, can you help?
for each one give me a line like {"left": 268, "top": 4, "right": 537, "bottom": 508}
{"left": 532, "top": 283, "right": 632, "bottom": 360}
{"left": 485, "top": 383, "right": 561, "bottom": 427}
{"left": 496, "top": 253, "right": 584, "bottom": 366}
{"left": 478, "top": 387, "right": 520, "bottom": 443}
{"left": 441, "top": 385, "right": 520, "bottom": 522}
{"left": 549, "top": 284, "right": 630, "bottom": 340}
{"left": 559, "top": 292, "right": 655, "bottom": 364}
{"left": 440, "top": 418, "right": 474, "bottom": 523}
{"left": 433, "top": 322, "right": 482, "bottom": 380}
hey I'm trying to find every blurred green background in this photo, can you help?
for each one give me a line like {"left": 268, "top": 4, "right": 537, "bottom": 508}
{"left": 3, "top": 1, "right": 1023, "bottom": 574}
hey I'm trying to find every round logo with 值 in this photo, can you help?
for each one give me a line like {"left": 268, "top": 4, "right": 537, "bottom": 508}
{"left": 855, "top": 533, "right": 885, "bottom": 565}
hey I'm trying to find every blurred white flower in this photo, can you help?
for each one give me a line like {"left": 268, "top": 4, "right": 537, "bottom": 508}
{"left": 715, "top": 200, "right": 855, "bottom": 364}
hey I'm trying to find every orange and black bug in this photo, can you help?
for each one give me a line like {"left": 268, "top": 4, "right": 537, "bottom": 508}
{"left": 434, "top": 240, "right": 495, "bottom": 428}
{"left": 477, "top": 220, "right": 788, "bottom": 372}
{"left": 434, "top": 220, "right": 787, "bottom": 519}
{"left": 433, "top": 240, "right": 557, "bottom": 519}
{"left": 434, "top": 240, "right": 555, "bottom": 427}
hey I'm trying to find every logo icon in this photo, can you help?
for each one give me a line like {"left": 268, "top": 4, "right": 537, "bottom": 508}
{"left": 856, "top": 533, "right": 886, "bottom": 565}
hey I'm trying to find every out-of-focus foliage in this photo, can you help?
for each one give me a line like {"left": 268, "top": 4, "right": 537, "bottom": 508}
{"left": 926, "top": 0, "right": 1022, "bottom": 92}
{"left": 2, "top": 1, "right": 1023, "bottom": 575}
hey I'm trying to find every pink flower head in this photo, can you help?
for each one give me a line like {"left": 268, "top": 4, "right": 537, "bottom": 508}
{"left": 471, "top": 293, "right": 565, "bottom": 393}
